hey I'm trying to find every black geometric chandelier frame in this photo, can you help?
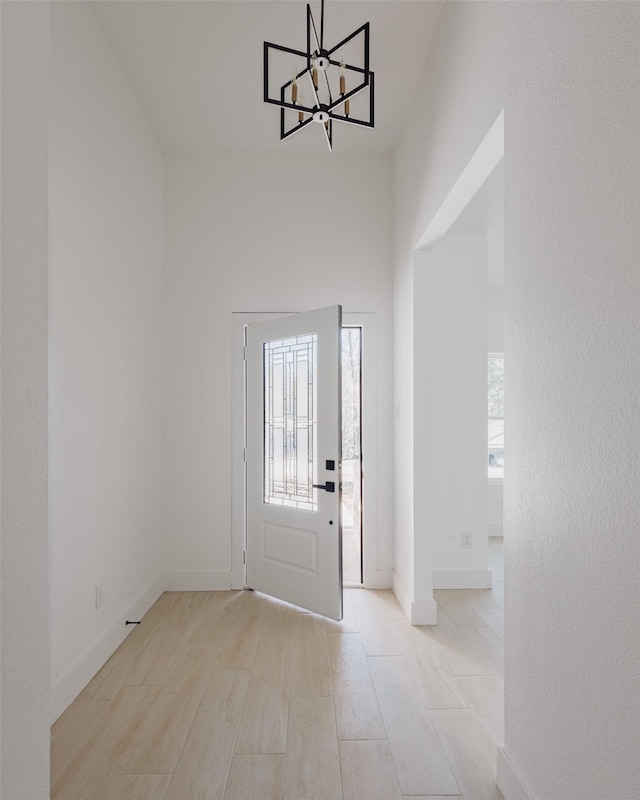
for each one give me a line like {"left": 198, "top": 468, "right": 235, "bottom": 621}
{"left": 263, "top": 0, "right": 374, "bottom": 151}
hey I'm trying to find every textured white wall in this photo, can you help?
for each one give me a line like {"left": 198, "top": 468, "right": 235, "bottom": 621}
{"left": 49, "top": 3, "right": 165, "bottom": 720}
{"left": 395, "top": 2, "right": 640, "bottom": 798}
{"left": 163, "top": 154, "right": 394, "bottom": 588}
{"left": 0, "top": 2, "right": 50, "bottom": 797}
{"left": 503, "top": 4, "right": 640, "bottom": 798}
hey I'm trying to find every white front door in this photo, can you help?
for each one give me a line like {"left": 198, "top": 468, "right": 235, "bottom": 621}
{"left": 246, "top": 305, "right": 343, "bottom": 620}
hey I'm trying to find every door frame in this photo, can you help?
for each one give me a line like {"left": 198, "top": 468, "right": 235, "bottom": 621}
{"left": 231, "top": 311, "right": 379, "bottom": 591}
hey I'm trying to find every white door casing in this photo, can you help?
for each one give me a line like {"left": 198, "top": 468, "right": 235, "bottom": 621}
{"left": 245, "top": 305, "right": 343, "bottom": 620}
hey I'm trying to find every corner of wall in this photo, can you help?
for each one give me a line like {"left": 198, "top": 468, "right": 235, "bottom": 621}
{"left": 497, "top": 746, "right": 536, "bottom": 800}
{"left": 392, "top": 572, "right": 438, "bottom": 625}
{"left": 363, "top": 570, "right": 393, "bottom": 590}
{"left": 164, "top": 571, "right": 232, "bottom": 591}
{"left": 50, "top": 572, "right": 165, "bottom": 723}
{"left": 433, "top": 570, "right": 492, "bottom": 589}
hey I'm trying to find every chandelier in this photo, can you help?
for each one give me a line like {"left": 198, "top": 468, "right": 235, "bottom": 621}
{"left": 263, "top": 0, "right": 374, "bottom": 151}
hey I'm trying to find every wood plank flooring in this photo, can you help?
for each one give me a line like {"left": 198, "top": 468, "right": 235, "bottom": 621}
{"left": 52, "top": 541, "right": 505, "bottom": 800}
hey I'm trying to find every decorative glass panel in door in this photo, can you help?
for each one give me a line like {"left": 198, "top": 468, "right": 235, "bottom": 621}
{"left": 263, "top": 334, "right": 317, "bottom": 511}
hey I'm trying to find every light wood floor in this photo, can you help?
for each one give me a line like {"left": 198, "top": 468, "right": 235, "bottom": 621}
{"left": 51, "top": 541, "right": 505, "bottom": 800}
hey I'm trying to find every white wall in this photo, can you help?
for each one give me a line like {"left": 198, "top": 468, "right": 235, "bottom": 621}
{"left": 395, "top": 2, "right": 640, "bottom": 799}
{"left": 164, "top": 153, "right": 393, "bottom": 590}
{"left": 487, "top": 293, "right": 503, "bottom": 352}
{"left": 0, "top": 2, "right": 50, "bottom": 797}
{"left": 502, "top": 4, "right": 639, "bottom": 797}
{"left": 414, "top": 236, "right": 490, "bottom": 592}
{"left": 49, "top": 3, "right": 165, "bottom": 721}
{"left": 487, "top": 481, "right": 503, "bottom": 538}
{"left": 393, "top": 1, "right": 506, "bottom": 623}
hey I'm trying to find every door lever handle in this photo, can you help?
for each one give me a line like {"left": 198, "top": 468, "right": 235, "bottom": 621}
{"left": 313, "top": 481, "right": 335, "bottom": 493}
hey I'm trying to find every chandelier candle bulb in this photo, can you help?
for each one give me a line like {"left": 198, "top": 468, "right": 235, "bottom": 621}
{"left": 345, "top": 98, "right": 350, "bottom": 117}
{"left": 291, "top": 75, "right": 298, "bottom": 104}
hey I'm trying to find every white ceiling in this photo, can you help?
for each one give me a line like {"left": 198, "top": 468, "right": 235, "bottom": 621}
{"left": 92, "top": 0, "right": 443, "bottom": 155}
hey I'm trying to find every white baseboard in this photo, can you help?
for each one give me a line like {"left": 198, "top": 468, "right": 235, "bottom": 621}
{"left": 497, "top": 745, "right": 536, "bottom": 800}
{"left": 362, "top": 569, "right": 392, "bottom": 589}
{"left": 392, "top": 571, "right": 413, "bottom": 620}
{"left": 410, "top": 597, "right": 438, "bottom": 624}
{"left": 164, "top": 570, "right": 232, "bottom": 591}
{"left": 433, "top": 569, "right": 493, "bottom": 589}
{"left": 392, "top": 572, "right": 438, "bottom": 625}
{"left": 50, "top": 572, "right": 164, "bottom": 723}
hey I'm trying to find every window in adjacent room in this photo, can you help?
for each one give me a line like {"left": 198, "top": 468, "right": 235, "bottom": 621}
{"left": 488, "top": 353, "right": 504, "bottom": 480}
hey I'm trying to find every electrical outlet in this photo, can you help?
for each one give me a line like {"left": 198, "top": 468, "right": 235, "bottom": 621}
{"left": 95, "top": 583, "right": 104, "bottom": 610}
{"left": 461, "top": 532, "right": 472, "bottom": 549}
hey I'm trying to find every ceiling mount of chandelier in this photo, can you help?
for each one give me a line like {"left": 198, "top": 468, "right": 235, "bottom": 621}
{"left": 263, "top": 0, "right": 375, "bottom": 151}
